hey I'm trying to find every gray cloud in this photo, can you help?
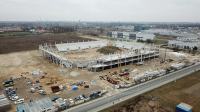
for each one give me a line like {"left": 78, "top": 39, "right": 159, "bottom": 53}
{"left": 0, "top": 0, "right": 200, "bottom": 22}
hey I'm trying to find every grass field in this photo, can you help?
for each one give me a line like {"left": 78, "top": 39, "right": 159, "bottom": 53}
{"left": 0, "top": 33, "right": 92, "bottom": 54}
{"left": 0, "top": 32, "right": 34, "bottom": 37}
{"left": 153, "top": 35, "right": 176, "bottom": 45}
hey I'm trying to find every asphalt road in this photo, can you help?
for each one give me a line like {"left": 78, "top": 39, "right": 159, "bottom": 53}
{"left": 66, "top": 63, "right": 200, "bottom": 112}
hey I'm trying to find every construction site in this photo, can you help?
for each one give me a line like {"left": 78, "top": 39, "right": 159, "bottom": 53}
{"left": 1, "top": 32, "right": 200, "bottom": 112}
{"left": 1, "top": 0, "right": 200, "bottom": 111}
{"left": 39, "top": 40, "right": 159, "bottom": 72}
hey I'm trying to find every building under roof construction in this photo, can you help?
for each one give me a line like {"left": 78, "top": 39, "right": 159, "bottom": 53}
{"left": 39, "top": 41, "right": 159, "bottom": 72}
{"left": 89, "top": 49, "right": 159, "bottom": 72}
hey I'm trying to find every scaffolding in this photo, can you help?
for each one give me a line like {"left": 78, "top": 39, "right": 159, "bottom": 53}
{"left": 89, "top": 47, "right": 159, "bottom": 72}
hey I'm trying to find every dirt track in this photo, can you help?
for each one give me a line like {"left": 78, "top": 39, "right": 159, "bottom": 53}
{"left": 0, "top": 33, "right": 92, "bottom": 54}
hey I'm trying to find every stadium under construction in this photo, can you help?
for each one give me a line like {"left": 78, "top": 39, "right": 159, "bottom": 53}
{"left": 39, "top": 40, "right": 160, "bottom": 72}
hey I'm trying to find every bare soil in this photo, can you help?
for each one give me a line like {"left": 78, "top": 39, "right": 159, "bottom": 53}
{"left": 0, "top": 50, "right": 103, "bottom": 112}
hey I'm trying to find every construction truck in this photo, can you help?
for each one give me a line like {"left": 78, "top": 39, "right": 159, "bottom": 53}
{"left": 106, "top": 76, "right": 119, "bottom": 85}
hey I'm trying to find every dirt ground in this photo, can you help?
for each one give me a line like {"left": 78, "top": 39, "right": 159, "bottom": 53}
{"left": 1, "top": 34, "right": 200, "bottom": 112}
{"left": 0, "top": 33, "right": 92, "bottom": 54}
{"left": 102, "top": 71, "right": 200, "bottom": 112}
{"left": 63, "top": 48, "right": 103, "bottom": 61}
{"left": 0, "top": 50, "right": 103, "bottom": 112}
{"left": 62, "top": 47, "right": 127, "bottom": 61}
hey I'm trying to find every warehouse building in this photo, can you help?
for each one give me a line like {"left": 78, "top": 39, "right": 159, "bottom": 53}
{"left": 144, "top": 29, "right": 182, "bottom": 37}
{"left": 107, "top": 31, "right": 155, "bottom": 40}
{"left": 168, "top": 36, "right": 200, "bottom": 50}
{"left": 107, "top": 31, "right": 136, "bottom": 40}
{"left": 136, "top": 32, "right": 155, "bottom": 41}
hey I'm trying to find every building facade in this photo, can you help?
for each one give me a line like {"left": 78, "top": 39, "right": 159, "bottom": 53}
{"left": 168, "top": 36, "right": 200, "bottom": 50}
{"left": 107, "top": 31, "right": 136, "bottom": 40}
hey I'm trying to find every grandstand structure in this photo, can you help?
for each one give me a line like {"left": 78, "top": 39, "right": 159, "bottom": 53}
{"left": 39, "top": 40, "right": 160, "bottom": 72}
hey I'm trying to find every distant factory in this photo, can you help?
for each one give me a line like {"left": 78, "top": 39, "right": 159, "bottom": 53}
{"left": 0, "top": 27, "right": 23, "bottom": 32}
{"left": 168, "top": 36, "right": 200, "bottom": 50}
{"left": 107, "top": 31, "right": 136, "bottom": 40}
{"left": 107, "top": 31, "right": 155, "bottom": 40}
{"left": 144, "top": 29, "right": 183, "bottom": 37}
{"left": 136, "top": 32, "right": 155, "bottom": 41}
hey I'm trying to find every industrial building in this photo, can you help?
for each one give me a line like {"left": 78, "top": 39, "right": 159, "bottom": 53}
{"left": 39, "top": 40, "right": 160, "bottom": 71}
{"left": 144, "top": 29, "right": 183, "bottom": 37}
{"left": 168, "top": 36, "right": 200, "bottom": 50}
{"left": 107, "top": 31, "right": 136, "bottom": 40}
{"left": 107, "top": 31, "right": 155, "bottom": 40}
{"left": 136, "top": 32, "right": 155, "bottom": 41}
{"left": 0, "top": 27, "right": 23, "bottom": 32}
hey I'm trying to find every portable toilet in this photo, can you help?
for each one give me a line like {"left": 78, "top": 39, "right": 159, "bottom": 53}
{"left": 176, "top": 103, "right": 192, "bottom": 112}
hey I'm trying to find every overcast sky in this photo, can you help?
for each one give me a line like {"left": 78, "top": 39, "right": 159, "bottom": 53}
{"left": 0, "top": 0, "right": 200, "bottom": 22}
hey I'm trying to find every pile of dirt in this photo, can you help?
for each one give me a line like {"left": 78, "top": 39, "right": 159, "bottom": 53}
{"left": 97, "top": 46, "right": 121, "bottom": 54}
{"left": 0, "top": 33, "right": 93, "bottom": 54}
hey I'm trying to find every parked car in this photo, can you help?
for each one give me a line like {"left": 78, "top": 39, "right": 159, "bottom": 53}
{"left": 38, "top": 90, "right": 46, "bottom": 95}
{"left": 14, "top": 98, "right": 24, "bottom": 104}
{"left": 68, "top": 98, "right": 75, "bottom": 106}
{"left": 30, "top": 87, "right": 36, "bottom": 93}
{"left": 55, "top": 98, "right": 67, "bottom": 110}
{"left": 51, "top": 96, "right": 60, "bottom": 102}
{"left": 74, "top": 99, "right": 84, "bottom": 105}
{"left": 89, "top": 91, "right": 101, "bottom": 99}
{"left": 10, "top": 95, "right": 19, "bottom": 101}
